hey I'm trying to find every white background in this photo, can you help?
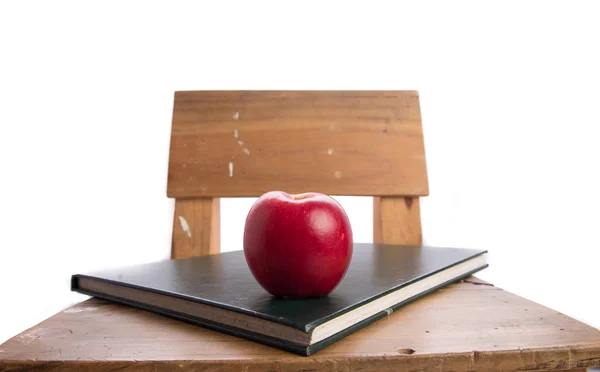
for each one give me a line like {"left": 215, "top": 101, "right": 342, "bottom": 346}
{"left": 1, "top": 1, "right": 599, "bottom": 345}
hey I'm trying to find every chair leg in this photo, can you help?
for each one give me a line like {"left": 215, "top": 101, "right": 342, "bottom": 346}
{"left": 373, "top": 196, "right": 422, "bottom": 245}
{"left": 171, "top": 198, "right": 220, "bottom": 259}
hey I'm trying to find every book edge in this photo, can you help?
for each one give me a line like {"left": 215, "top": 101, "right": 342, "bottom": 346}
{"left": 304, "top": 249, "right": 488, "bottom": 332}
{"left": 70, "top": 281, "right": 311, "bottom": 356}
{"left": 71, "top": 272, "right": 309, "bottom": 332}
{"left": 306, "top": 263, "right": 489, "bottom": 355}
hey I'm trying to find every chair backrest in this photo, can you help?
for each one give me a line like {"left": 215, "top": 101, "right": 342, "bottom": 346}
{"left": 167, "top": 91, "right": 429, "bottom": 259}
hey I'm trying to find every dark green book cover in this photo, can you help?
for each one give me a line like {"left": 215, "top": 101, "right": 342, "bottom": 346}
{"left": 71, "top": 243, "right": 487, "bottom": 356}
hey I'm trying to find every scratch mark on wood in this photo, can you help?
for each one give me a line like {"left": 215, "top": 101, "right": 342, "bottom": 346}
{"left": 328, "top": 148, "right": 334, "bottom": 155}
{"left": 229, "top": 162, "right": 234, "bottom": 177}
{"left": 233, "top": 112, "right": 239, "bottom": 120}
{"left": 237, "top": 140, "right": 244, "bottom": 146}
{"left": 178, "top": 216, "right": 192, "bottom": 238}
{"left": 234, "top": 129, "right": 238, "bottom": 138}
{"left": 242, "top": 148, "right": 250, "bottom": 155}
{"left": 14, "top": 329, "right": 45, "bottom": 345}
{"left": 334, "top": 171, "right": 342, "bottom": 179}
{"left": 63, "top": 306, "right": 98, "bottom": 314}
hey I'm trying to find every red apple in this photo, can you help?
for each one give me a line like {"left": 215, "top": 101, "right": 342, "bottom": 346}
{"left": 243, "top": 191, "right": 353, "bottom": 298}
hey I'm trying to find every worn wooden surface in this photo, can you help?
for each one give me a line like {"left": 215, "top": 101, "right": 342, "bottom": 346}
{"left": 373, "top": 196, "right": 423, "bottom": 245}
{"left": 171, "top": 198, "right": 220, "bottom": 259}
{"left": 2, "top": 278, "right": 599, "bottom": 371}
{"left": 167, "top": 90, "right": 429, "bottom": 198}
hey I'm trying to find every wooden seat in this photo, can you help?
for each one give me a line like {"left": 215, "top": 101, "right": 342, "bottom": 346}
{"left": 2, "top": 91, "right": 599, "bottom": 371}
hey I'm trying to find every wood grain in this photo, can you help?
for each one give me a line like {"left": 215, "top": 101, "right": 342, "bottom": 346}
{"left": 373, "top": 196, "right": 422, "bottom": 245}
{"left": 2, "top": 278, "right": 599, "bottom": 371}
{"left": 167, "top": 91, "right": 429, "bottom": 197}
{"left": 171, "top": 198, "right": 220, "bottom": 259}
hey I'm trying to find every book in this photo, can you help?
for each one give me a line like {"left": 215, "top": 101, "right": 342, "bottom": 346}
{"left": 71, "top": 243, "right": 488, "bottom": 356}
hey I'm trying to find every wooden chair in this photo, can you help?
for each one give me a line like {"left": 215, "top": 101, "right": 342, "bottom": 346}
{"left": 1, "top": 91, "right": 599, "bottom": 371}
